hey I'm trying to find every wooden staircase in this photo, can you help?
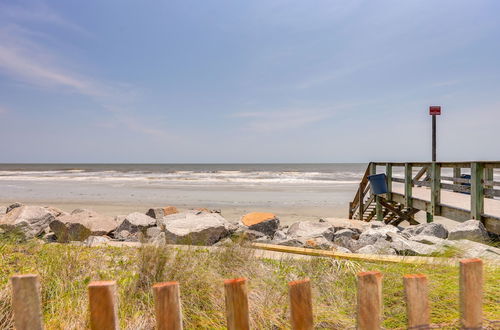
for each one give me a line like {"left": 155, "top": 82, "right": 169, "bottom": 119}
{"left": 349, "top": 163, "right": 424, "bottom": 226}
{"left": 348, "top": 161, "right": 500, "bottom": 234}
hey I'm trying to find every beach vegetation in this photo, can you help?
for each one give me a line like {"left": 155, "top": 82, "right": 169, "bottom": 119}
{"left": 0, "top": 238, "right": 498, "bottom": 329}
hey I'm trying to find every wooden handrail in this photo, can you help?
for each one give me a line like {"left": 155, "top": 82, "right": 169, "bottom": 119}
{"left": 348, "top": 161, "right": 500, "bottom": 233}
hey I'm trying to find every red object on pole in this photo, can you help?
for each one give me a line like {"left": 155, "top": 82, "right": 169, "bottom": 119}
{"left": 429, "top": 106, "right": 441, "bottom": 115}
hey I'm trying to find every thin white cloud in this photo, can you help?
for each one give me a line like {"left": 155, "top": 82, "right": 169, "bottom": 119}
{"left": 0, "top": 2, "right": 90, "bottom": 37}
{"left": 0, "top": 5, "right": 167, "bottom": 140}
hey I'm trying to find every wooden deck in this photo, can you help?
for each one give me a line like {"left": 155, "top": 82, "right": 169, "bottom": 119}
{"left": 349, "top": 162, "right": 500, "bottom": 234}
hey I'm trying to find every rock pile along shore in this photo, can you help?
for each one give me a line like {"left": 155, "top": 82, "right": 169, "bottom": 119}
{"left": 0, "top": 203, "right": 498, "bottom": 260}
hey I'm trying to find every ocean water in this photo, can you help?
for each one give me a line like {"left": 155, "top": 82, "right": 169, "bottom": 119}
{"left": 0, "top": 164, "right": 369, "bottom": 219}
{"left": 0, "top": 163, "right": 366, "bottom": 186}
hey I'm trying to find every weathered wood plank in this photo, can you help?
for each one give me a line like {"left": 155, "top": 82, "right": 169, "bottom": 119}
{"left": 357, "top": 271, "right": 383, "bottom": 330}
{"left": 405, "top": 163, "right": 413, "bottom": 208}
{"left": 88, "top": 281, "right": 119, "bottom": 330}
{"left": 224, "top": 278, "right": 250, "bottom": 330}
{"left": 484, "top": 168, "right": 494, "bottom": 198}
{"left": 403, "top": 274, "right": 430, "bottom": 329}
{"left": 153, "top": 281, "right": 183, "bottom": 330}
{"left": 471, "top": 162, "right": 484, "bottom": 220}
{"left": 459, "top": 259, "right": 483, "bottom": 329}
{"left": 11, "top": 274, "right": 43, "bottom": 330}
{"left": 289, "top": 279, "right": 313, "bottom": 330}
{"left": 386, "top": 163, "right": 392, "bottom": 200}
{"left": 430, "top": 162, "right": 441, "bottom": 216}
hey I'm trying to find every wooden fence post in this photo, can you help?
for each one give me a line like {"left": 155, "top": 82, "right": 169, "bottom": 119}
{"left": 153, "top": 282, "right": 183, "bottom": 330}
{"left": 460, "top": 259, "right": 483, "bottom": 329}
{"left": 453, "top": 167, "right": 461, "bottom": 185}
{"left": 10, "top": 274, "right": 43, "bottom": 330}
{"left": 430, "top": 162, "right": 441, "bottom": 218}
{"left": 289, "top": 279, "right": 313, "bottom": 330}
{"left": 357, "top": 271, "right": 383, "bottom": 330}
{"left": 405, "top": 163, "right": 413, "bottom": 208}
{"left": 484, "top": 167, "right": 494, "bottom": 199}
{"left": 386, "top": 163, "right": 392, "bottom": 200}
{"left": 224, "top": 278, "right": 250, "bottom": 330}
{"left": 403, "top": 274, "right": 429, "bottom": 329}
{"left": 358, "top": 182, "right": 365, "bottom": 220}
{"left": 88, "top": 281, "right": 119, "bottom": 330}
{"left": 471, "top": 163, "right": 484, "bottom": 220}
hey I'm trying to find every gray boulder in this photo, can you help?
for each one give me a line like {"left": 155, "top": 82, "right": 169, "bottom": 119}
{"left": 409, "top": 235, "right": 445, "bottom": 245}
{"left": 357, "top": 225, "right": 399, "bottom": 245}
{"left": 44, "top": 206, "right": 69, "bottom": 218}
{"left": 448, "top": 220, "right": 490, "bottom": 242}
{"left": 115, "top": 212, "right": 156, "bottom": 234}
{"left": 287, "top": 221, "right": 335, "bottom": 241}
{"left": 145, "top": 226, "right": 162, "bottom": 238}
{"left": 323, "top": 218, "right": 367, "bottom": 232}
{"left": 303, "top": 236, "right": 335, "bottom": 250}
{"left": 0, "top": 206, "right": 55, "bottom": 239}
{"left": 6, "top": 202, "right": 23, "bottom": 213}
{"left": 332, "top": 236, "right": 357, "bottom": 252}
{"left": 401, "top": 223, "right": 448, "bottom": 239}
{"left": 275, "top": 238, "right": 305, "bottom": 247}
{"left": 240, "top": 212, "right": 280, "bottom": 236}
{"left": 355, "top": 228, "right": 391, "bottom": 249}
{"left": 233, "top": 227, "right": 266, "bottom": 241}
{"left": 49, "top": 209, "right": 118, "bottom": 242}
{"left": 451, "top": 239, "right": 500, "bottom": 260}
{"left": 162, "top": 212, "right": 233, "bottom": 245}
{"left": 357, "top": 244, "right": 397, "bottom": 255}
{"left": 0, "top": 206, "right": 6, "bottom": 215}
{"left": 146, "top": 206, "right": 179, "bottom": 219}
{"left": 390, "top": 236, "right": 441, "bottom": 255}
{"left": 332, "top": 245, "right": 352, "bottom": 254}
{"left": 334, "top": 228, "right": 357, "bottom": 240}
{"left": 273, "top": 230, "right": 287, "bottom": 241}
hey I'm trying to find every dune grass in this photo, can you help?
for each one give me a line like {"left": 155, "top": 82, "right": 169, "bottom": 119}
{"left": 0, "top": 237, "right": 499, "bottom": 329}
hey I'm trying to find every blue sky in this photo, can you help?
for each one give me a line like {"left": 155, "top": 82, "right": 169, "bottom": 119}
{"left": 0, "top": 0, "right": 499, "bottom": 163}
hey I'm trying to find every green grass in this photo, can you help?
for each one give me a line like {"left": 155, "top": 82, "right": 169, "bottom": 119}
{"left": 0, "top": 238, "right": 498, "bottom": 329}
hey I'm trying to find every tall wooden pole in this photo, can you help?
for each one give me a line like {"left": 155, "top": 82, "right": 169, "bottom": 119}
{"left": 432, "top": 115, "right": 436, "bottom": 162}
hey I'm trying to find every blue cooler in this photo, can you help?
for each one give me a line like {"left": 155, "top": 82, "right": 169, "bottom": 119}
{"left": 368, "top": 173, "right": 387, "bottom": 195}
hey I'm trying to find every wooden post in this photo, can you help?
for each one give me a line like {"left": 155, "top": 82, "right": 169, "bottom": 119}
{"left": 430, "top": 162, "right": 441, "bottom": 218}
{"left": 88, "top": 281, "right": 119, "bottom": 330}
{"left": 10, "top": 274, "right": 43, "bottom": 330}
{"left": 358, "top": 182, "right": 364, "bottom": 220}
{"left": 289, "top": 279, "right": 313, "bottom": 330}
{"left": 403, "top": 274, "right": 429, "bottom": 329}
{"left": 484, "top": 168, "right": 494, "bottom": 199}
{"left": 405, "top": 163, "right": 413, "bottom": 208}
{"left": 370, "top": 163, "right": 376, "bottom": 190}
{"left": 153, "top": 282, "right": 183, "bottom": 330}
{"left": 453, "top": 167, "right": 461, "bottom": 186}
{"left": 386, "top": 163, "right": 392, "bottom": 200}
{"left": 370, "top": 163, "right": 383, "bottom": 221}
{"left": 224, "top": 278, "right": 250, "bottom": 330}
{"left": 357, "top": 271, "right": 383, "bottom": 330}
{"left": 376, "top": 196, "right": 383, "bottom": 222}
{"left": 459, "top": 259, "right": 483, "bottom": 329}
{"left": 471, "top": 163, "right": 484, "bottom": 220}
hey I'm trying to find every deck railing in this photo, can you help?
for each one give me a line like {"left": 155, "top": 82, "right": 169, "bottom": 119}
{"left": 9, "top": 259, "right": 486, "bottom": 329}
{"left": 349, "top": 161, "right": 500, "bottom": 234}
